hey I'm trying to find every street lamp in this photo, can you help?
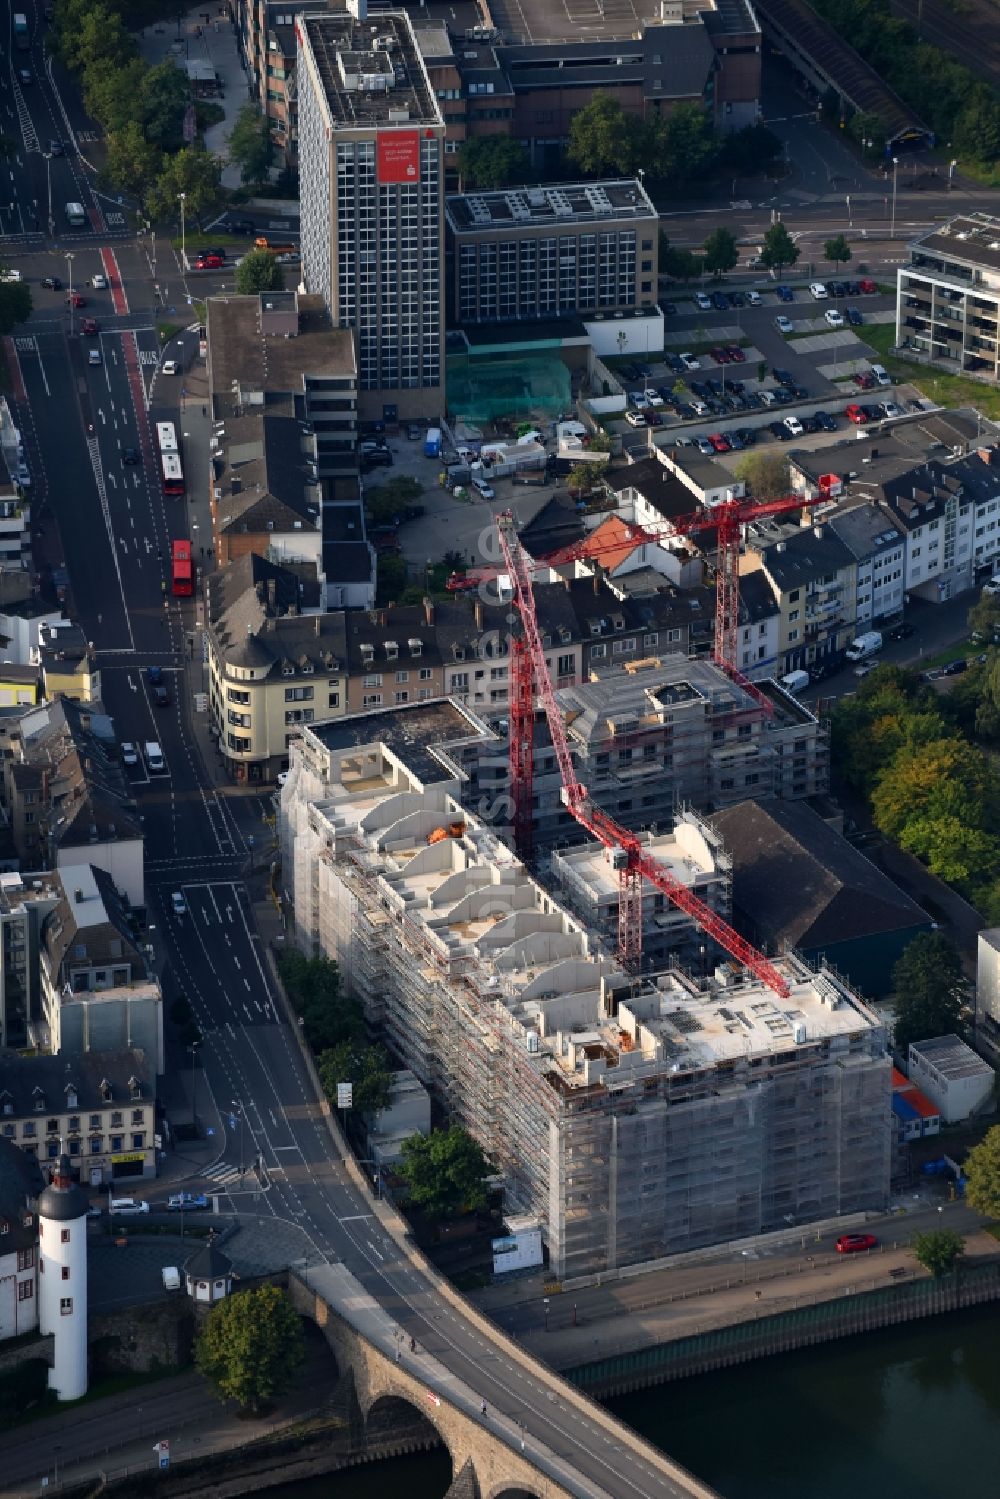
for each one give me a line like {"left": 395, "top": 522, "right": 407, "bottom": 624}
{"left": 43, "top": 153, "right": 53, "bottom": 238}
{"left": 230, "top": 1098, "right": 244, "bottom": 1174}
{"left": 949, "top": 158, "right": 958, "bottom": 192}
{"left": 178, "top": 191, "right": 187, "bottom": 268}
{"left": 188, "top": 1040, "right": 201, "bottom": 1127}
{"left": 65, "top": 252, "right": 75, "bottom": 337}
{"left": 890, "top": 156, "right": 899, "bottom": 239}
{"left": 846, "top": 194, "right": 852, "bottom": 228}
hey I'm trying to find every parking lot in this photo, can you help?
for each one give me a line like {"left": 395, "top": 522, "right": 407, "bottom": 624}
{"left": 605, "top": 277, "right": 909, "bottom": 457}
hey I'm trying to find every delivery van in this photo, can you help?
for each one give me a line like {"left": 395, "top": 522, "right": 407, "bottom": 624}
{"left": 845, "top": 630, "right": 883, "bottom": 663}
{"left": 780, "top": 669, "right": 810, "bottom": 695}
{"left": 145, "top": 741, "right": 165, "bottom": 774}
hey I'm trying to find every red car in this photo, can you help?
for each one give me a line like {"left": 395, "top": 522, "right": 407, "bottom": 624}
{"left": 81, "top": 317, "right": 99, "bottom": 335}
{"left": 644, "top": 411, "right": 663, "bottom": 427}
{"left": 710, "top": 347, "right": 731, "bottom": 364}
{"left": 195, "top": 253, "right": 224, "bottom": 270}
{"left": 726, "top": 345, "right": 746, "bottom": 363}
{"left": 836, "top": 1233, "right": 878, "bottom": 1254}
{"left": 859, "top": 277, "right": 877, "bottom": 294}
{"left": 846, "top": 404, "right": 868, "bottom": 424}
{"left": 66, "top": 293, "right": 85, "bottom": 308}
{"left": 852, "top": 371, "right": 876, "bottom": 389}
{"left": 708, "top": 433, "right": 731, "bottom": 453}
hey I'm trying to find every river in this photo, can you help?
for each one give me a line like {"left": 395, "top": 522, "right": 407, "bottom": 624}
{"left": 263, "top": 1303, "right": 1000, "bottom": 1498}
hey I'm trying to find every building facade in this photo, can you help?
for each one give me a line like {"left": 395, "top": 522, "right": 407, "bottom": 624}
{"left": 898, "top": 214, "right": 1000, "bottom": 380}
{"left": 297, "top": 12, "right": 446, "bottom": 420}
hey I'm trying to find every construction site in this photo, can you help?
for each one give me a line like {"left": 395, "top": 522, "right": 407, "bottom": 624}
{"left": 280, "top": 695, "right": 891, "bottom": 1280}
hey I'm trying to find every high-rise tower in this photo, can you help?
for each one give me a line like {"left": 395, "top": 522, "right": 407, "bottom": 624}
{"left": 38, "top": 1154, "right": 88, "bottom": 1400}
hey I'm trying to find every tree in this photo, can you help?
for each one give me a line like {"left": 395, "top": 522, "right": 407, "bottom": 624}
{"left": 103, "top": 121, "right": 162, "bottom": 201}
{"left": 964, "top": 1125, "right": 1000, "bottom": 1219}
{"left": 760, "top": 221, "right": 800, "bottom": 277}
{"left": 365, "top": 476, "right": 424, "bottom": 527}
{"left": 0, "top": 281, "right": 32, "bottom": 334}
{"left": 720, "top": 122, "right": 781, "bottom": 173}
{"left": 968, "top": 592, "right": 1000, "bottom": 643}
{"left": 913, "top": 1229, "right": 964, "bottom": 1278}
{"left": 144, "top": 146, "right": 221, "bottom": 223}
{"left": 318, "top": 1040, "right": 392, "bottom": 1114}
{"left": 195, "top": 1285, "right": 305, "bottom": 1413}
{"left": 567, "top": 461, "right": 605, "bottom": 498}
{"left": 733, "top": 451, "right": 790, "bottom": 501}
{"left": 568, "top": 91, "right": 650, "bottom": 177}
{"left": 702, "top": 227, "right": 738, "bottom": 278}
{"left": 377, "top": 551, "right": 407, "bottom": 607}
{"left": 399, "top": 1126, "right": 490, "bottom": 1220}
{"left": 228, "top": 102, "right": 273, "bottom": 187}
{"left": 83, "top": 56, "right": 149, "bottom": 137}
{"left": 824, "top": 233, "right": 852, "bottom": 268}
{"left": 658, "top": 235, "right": 702, "bottom": 282}
{"left": 235, "top": 249, "right": 284, "bottom": 295}
{"left": 656, "top": 102, "right": 718, "bottom": 187}
{"left": 458, "top": 135, "right": 530, "bottom": 189}
{"left": 891, "top": 930, "right": 967, "bottom": 1054}
{"left": 276, "top": 950, "right": 362, "bottom": 1052}
{"left": 140, "top": 59, "right": 190, "bottom": 152}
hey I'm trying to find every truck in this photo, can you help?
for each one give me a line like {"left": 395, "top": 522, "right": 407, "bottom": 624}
{"left": 780, "top": 669, "right": 810, "bottom": 695}
{"left": 845, "top": 630, "right": 883, "bottom": 663}
{"left": 13, "top": 14, "right": 29, "bottom": 49}
{"left": 424, "top": 427, "right": 442, "bottom": 459}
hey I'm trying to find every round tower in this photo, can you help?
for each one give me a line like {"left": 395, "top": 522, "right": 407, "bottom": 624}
{"left": 38, "top": 1154, "right": 88, "bottom": 1400}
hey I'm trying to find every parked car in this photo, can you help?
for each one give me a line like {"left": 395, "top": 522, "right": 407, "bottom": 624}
{"left": 643, "top": 388, "right": 663, "bottom": 407}
{"left": 171, "top": 892, "right": 187, "bottom": 918}
{"left": 809, "top": 281, "right": 828, "bottom": 299}
{"left": 695, "top": 436, "right": 715, "bottom": 455}
{"left": 836, "top": 1234, "right": 878, "bottom": 1253}
{"left": 774, "top": 315, "right": 794, "bottom": 334}
{"left": 662, "top": 301, "right": 677, "bottom": 315}
{"left": 625, "top": 410, "right": 646, "bottom": 428}
{"left": 845, "top": 403, "right": 868, "bottom": 424}
{"left": 871, "top": 363, "right": 892, "bottom": 387}
{"left": 643, "top": 411, "right": 663, "bottom": 427}
{"left": 829, "top": 281, "right": 848, "bottom": 298}
{"left": 814, "top": 411, "right": 838, "bottom": 432}
{"left": 768, "top": 421, "right": 791, "bottom": 442}
{"left": 776, "top": 285, "right": 794, "bottom": 302}
{"left": 852, "top": 371, "right": 876, "bottom": 390}
{"left": 747, "top": 290, "right": 762, "bottom": 306}
{"left": 711, "top": 290, "right": 728, "bottom": 311}
{"left": 629, "top": 391, "right": 650, "bottom": 410}
{"left": 471, "top": 476, "right": 495, "bottom": 499}
{"left": 121, "top": 742, "right": 138, "bottom": 767}
{"left": 853, "top": 661, "right": 877, "bottom": 678}
{"left": 678, "top": 352, "right": 701, "bottom": 372}
{"left": 167, "top": 1192, "right": 208, "bottom": 1211}
{"left": 783, "top": 415, "right": 804, "bottom": 437}
{"left": 859, "top": 277, "right": 877, "bottom": 294}
{"left": 824, "top": 308, "right": 845, "bottom": 327}
{"left": 695, "top": 292, "right": 712, "bottom": 311}
{"left": 710, "top": 347, "right": 731, "bottom": 365}
{"left": 726, "top": 346, "right": 746, "bottom": 363}
{"left": 708, "top": 433, "right": 730, "bottom": 453}
{"left": 846, "top": 307, "right": 863, "bottom": 326}
{"left": 940, "top": 658, "right": 968, "bottom": 676}
{"left": 887, "top": 622, "right": 914, "bottom": 641}
{"left": 160, "top": 358, "right": 179, "bottom": 375}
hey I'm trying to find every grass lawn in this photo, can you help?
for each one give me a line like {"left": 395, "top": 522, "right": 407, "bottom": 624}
{"left": 862, "top": 323, "right": 1000, "bottom": 421}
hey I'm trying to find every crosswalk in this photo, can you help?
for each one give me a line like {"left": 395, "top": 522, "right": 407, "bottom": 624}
{"left": 199, "top": 1160, "right": 246, "bottom": 1190}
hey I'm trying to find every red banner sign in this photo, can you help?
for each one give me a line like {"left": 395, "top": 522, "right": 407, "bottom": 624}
{"left": 377, "top": 130, "right": 420, "bottom": 185}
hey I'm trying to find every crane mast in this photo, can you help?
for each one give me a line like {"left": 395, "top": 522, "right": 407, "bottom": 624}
{"left": 496, "top": 510, "right": 790, "bottom": 997}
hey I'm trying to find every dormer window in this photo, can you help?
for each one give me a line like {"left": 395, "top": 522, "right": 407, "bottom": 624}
{"left": 128, "top": 1076, "right": 142, "bottom": 1102}
{"left": 281, "top": 661, "right": 295, "bottom": 678}
{"left": 611, "top": 614, "right": 625, "bottom": 631}
{"left": 99, "top": 1080, "right": 112, "bottom": 1103}
{"left": 299, "top": 660, "right": 314, "bottom": 676}
{"left": 32, "top": 1088, "right": 45, "bottom": 1112}
{"left": 453, "top": 645, "right": 465, "bottom": 661}
{"left": 408, "top": 638, "right": 422, "bottom": 658}
{"left": 384, "top": 641, "right": 398, "bottom": 661}
{"left": 589, "top": 621, "right": 602, "bottom": 636}
{"left": 65, "top": 1087, "right": 78, "bottom": 1110}
{"left": 0, "top": 1092, "right": 12, "bottom": 1117}
{"left": 559, "top": 627, "right": 572, "bottom": 645}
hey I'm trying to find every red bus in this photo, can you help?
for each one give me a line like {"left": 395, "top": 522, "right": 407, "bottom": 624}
{"left": 155, "top": 422, "right": 184, "bottom": 497}
{"left": 171, "top": 539, "right": 194, "bottom": 597}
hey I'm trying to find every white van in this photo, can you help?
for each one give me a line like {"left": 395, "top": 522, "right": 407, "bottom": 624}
{"left": 145, "top": 741, "right": 165, "bottom": 774}
{"left": 109, "top": 1197, "right": 149, "bottom": 1216}
{"left": 162, "top": 1266, "right": 181, "bottom": 1291}
{"left": 809, "top": 282, "right": 828, "bottom": 300}
{"left": 780, "top": 669, "right": 810, "bottom": 695}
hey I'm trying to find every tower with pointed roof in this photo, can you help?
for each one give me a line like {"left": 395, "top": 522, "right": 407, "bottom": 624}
{"left": 38, "top": 1153, "right": 88, "bottom": 1399}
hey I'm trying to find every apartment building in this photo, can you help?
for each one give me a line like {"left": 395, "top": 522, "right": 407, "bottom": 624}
{"left": 0, "top": 1049, "right": 155, "bottom": 1186}
{"left": 825, "top": 502, "right": 907, "bottom": 628}
{"left": 297, "top": 11, "right": 446, "bottom": 420}
{"left": 0, "top": 1138, "right": 41, "bottom": 1341}
{"left": 0, "top": 699, "right": 143, "bottom": 908}
{"left": 235, "top": 0, "right": 304, "bottom": 166}
{"left": 744, "top": 522, "right": 857, "bottom": 675}
{"left": 280, "top": 706, "right": 889, "bottom": 1278}
{"left": 35, "top": 622, "right": 100, "bottom": 705}
{"left": 445, "top": 179, "right": 658, "bottom": 325}
{"left": 205, "top": 553, "right": 348, "bottom": 784}
{"left": 897, "top": 213, "right": 1000, "bottom": 379}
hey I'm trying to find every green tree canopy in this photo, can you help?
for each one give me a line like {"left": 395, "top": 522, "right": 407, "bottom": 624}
{"left": 655, "top": 102, "right": 717, "bottom": 186}
{"left": 145, "top": 146, "right": 222, "bottom": 222}
{"left": 0, "top": 281, "right": 32, "bottom": 334}
{"left": 235, "top": 249, "right": 284, "bottom": 295}
{"left": 83, "top": 56, "right": 149, "bottom": 137}
{"left": 720, "top": 122, "right": 782, "bottom": 172}
{"left": 277, "top": 950, "right": 362, "bottom": 1052}
{"left": 457, "top": 135, "right": 530, "bottom": 189}
{"left": 364, "top": 476, "right": 424, "bottom": 527}
{"left": 968, "top": 592, "right": 1000, "bottom": 642}
{"left": 399, "top": 1126, "right": 490, "bottom": 1220}
{"left": 964, "top": 1125, "right": 1000, "bottom": 1219}
{"left": 103, "top": 121, "right": 162, "bottom": 201}
{"left": 891, "top": 930, "right": 967, "bottom": 1054}
{"left": 732, "top": 450, "right": 791, "bottom": 501}
{"left": 912, "top": 1229, "right": 964, "bottom": 1278}
{"left": 760, "top": 221, "right": 800, "bottom": 276}
{"left": 703, "top": 227, "right": 738, "bottom": 278}
{"left": 824, "top": 233, "right": 852, "bottom": 267}
{"left": 195, "top": 1285, "right": 305, "bottom": 1413}
{"left": 377, "top": 551, "right": 407, "bottom": 607}
{"left": 141, "top": 59, "right": 190, "bottom": 152}
{"left": 659, "top": 234, "right": 702, "bottom": 281}
{"left": 568, "top": 91, "right": 651, "bottom": 177}
{"left": 228, "top": 102, "right": 273, "bottom": 187}
{"left": 318, "top": 1040, "right": 392, "bottom": 1114}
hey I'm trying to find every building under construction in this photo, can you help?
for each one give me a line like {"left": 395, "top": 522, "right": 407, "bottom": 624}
{"left": 281, "top": 699, "right": 889, "bottom": 1279}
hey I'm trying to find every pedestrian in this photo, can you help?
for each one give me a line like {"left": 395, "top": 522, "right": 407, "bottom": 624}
{"left": 480, "top": 1399, "right": 487, "bottom": 1417}
{"left": 395, "top": 1347, "right": 401, "bottom": 1364}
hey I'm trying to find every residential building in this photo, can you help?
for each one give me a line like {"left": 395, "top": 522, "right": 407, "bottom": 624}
{"left": 445, "top": 179, "right": 658, "bottom": 326}
{"left": 907, "top": 1036, "right": 994, "bottom": 1123}
{"left": 735, "top": 570, "right": 781, "bottom": 680}
{"left": 281, "top": 715, "right": 889, "bottom": 1279}
{"left": 743, "top": 521, "right": 857, "bottom": 674}
{"left": 656, "top": 446, "right": 746, "bottom": 508}
{"left": 709, "top": 798, "right": 932, "bottom": 998}
{"left": 0, "top": 603, "right": 67, "bottom": 668}
{"left": 235, "top": 0, "right": 304, "bottom": 166}
{"left": 35, "top": 622, "right": 100, "bottom": 704}
{"left": 826, "top": 502, "right": 906, "bottom": 628}
{"left": 0, "top": 699, "right": 143, "bottom": 907}
{"left": 897, "top": 213, "right": 1000, "bottom": 379}
{"left": 0, "top": 869, "right": 60, "bottom": 1047}
{"left": 977, "top": 927, "right": 1000, "bottom": 1035}
{"left": 0, "top": 1049, "right": 155, "bottom": 1185}
{"left": 205, "top": 552, "right": 347, "bottom": 783}
{"left": 0, "top": 664, "right": 40, "bottom": 708}
{"left": 0, "top": 1137, "right": 41, "bottom": 1341}
{"left": 296, "top": 11, "right": 446, "bottom": 420}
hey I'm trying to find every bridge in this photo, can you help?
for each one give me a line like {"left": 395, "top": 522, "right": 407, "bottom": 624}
{"left": 289, "top": 1260, "right": 720, "bottom": 1499}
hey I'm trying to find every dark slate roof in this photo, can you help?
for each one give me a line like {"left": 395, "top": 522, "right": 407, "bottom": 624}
{"left": 609, "top": 458, "right": 695, "bottom": 524}
{"left": 0, "top": 1048, "right": 153, "bottom": 1120}
{"left": 738, "top": 569, "right": 779, "bottom": 625}
{"left": 184, "top": 1241, "right": 233, "bottom": 1280}
{"left": 14, "top": 699, "right": 142, "bottom": 851}
{"left": 208, "top": 554, "right": 338, "bottom": 674}
{"left": 708, "top": 798, "right": 930, "bottom": 953}
{"left": 518, "top": 495, "right": 587, "bottom": 558}
{"left": 43, "top": 865, "right": 144, "bottom": 980}
{"left": 828, "top": 502, "right": 905, "bottom": 562}
{"left": 0, "top": 1136, "right": 42, "bottom": 1245}
{"left": 38, "top": 1154, "right": 88, "bottom": 1223}
{"left": 757, "top": 524, "right": 855, "bottom": 589}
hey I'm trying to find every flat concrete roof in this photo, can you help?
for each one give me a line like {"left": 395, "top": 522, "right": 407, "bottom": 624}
{"left": 298, "top": 11, "right": 442, "bottom": 127}
{"left": 446, "top": 179, "right": 656, "bottom": 233}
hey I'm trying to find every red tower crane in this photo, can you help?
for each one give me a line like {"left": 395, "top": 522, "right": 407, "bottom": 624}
{"left": 496, "top": 510, "right": 791, "bottom": 997}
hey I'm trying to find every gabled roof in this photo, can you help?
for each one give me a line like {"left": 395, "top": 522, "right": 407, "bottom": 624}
{"left": 608, "top": 457, "right": 695, "bottom": 525}
{"left": 13, "top": 699, "right": 141, "bottom": 850}
{"left": 708, "top": 798, "right": 930, "bottom": 953}
{"left": 756, "top": 524, "right": 855, "bottom": 590}
{"left": 42, "top": 864, "right": 144, "bottom": 979}
{"left": 0, "top": 1048, "right": 152, "bottom": 1120}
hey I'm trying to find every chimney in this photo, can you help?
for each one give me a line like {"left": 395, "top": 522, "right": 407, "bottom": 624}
{"left": 813, "top": 524, "right": 824, "bottom": 539}
{"left": 267, "top": 578, "right": 276, "bottom": 610}
{"left": 423, "top": 596, "right": 434, "bottom": 627}
{"left": 74, "top": 887, "right": 83, "bottom": 903}
{"left": 474, "top": 597, "right": 484, "bottom": 630}
{"left": 314, "top": 615, "right": 321, "bottom": 636}
{"left": 378, "top": 607, "right": 388, "bottom": 627}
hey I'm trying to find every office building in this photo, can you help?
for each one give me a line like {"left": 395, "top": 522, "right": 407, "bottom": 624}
{"left": 898, "top": 214, "right": 1000, "bottom": 380}
{"left": 445, "top": 180, "right": 658, "bottom": 325}
{"left": 296, "top": 11, "right": 446, "bottom": 420}
{"left": 280, "top": 706, "right": 890, "bottom": 1278}
{"left": 907, "top": 1036, "right": 993, "bottom": 1124}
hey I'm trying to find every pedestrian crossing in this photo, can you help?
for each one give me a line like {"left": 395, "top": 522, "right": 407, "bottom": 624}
{"left": 199, "top": 1160, "right": 246, "bottom": 1190}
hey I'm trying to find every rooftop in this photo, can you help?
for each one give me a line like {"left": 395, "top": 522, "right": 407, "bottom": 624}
{"left": 446, "top": 179, "right": 656, "bottom": 233}
{"left": 211, "top": 407, "right": 321, "bottom": 537}
{"left": 42, "top": 863, "right": 145, "bottom": 980}
{"left": 307, "top": 698, "right": 489, "bottom": 786}
{"left": 909, "top": 1033, "right": 993, "bottom": 1081}
{"left": 910, "top": 213, "right": 1000, "bottom": 273}
{"left": 0, "top": 1047, "right": 152, "bottom": 1118}
{"left": 206, "top": 294, "right": 355, "bottom": 406}
{"left": 11, "top": 699, "right": 142, "bottom": 851}
{"left": 298, "top": 11, "right": 442, "bottom": 128}
{"left": 207, "top": 554, "right": 341, "bottom": 676}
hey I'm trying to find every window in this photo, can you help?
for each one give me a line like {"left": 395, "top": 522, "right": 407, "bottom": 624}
{"left": 110, "top": 1136, "right": 123, "bottom": 1152}
{"left": 61, "top": 1228, "right": 70, "bottom": 1244}
{"left": 60, "top": 1297, "right": 73, "bottom": 1316}
{"left": 61, "top": 1265, "right": 70, "bottom": 1280}
{"left": 643, "top": 633, "right": 658, "bottom": 648}
{"left": 89, "top": 1115, "right": 100, "bottom": 1129}
{"left": 328, "top": 692, "right": 340, "bottom": 709}
{"left": 16, "top": 1246, "right": 32, "bottom": 1270}
{"left": 22, "top": 1122, "right": 34, "bottom": 1139}
{"left": 419, "top": 667, "right": 433, "bottom": 681}
{"left": 132, "top": 1133, "right": 144, "bottom": 1149}
{"left": 362, "top": 694, "right": 382, "bottom": 707}
{"left": 395, "top": 670, "right": 409, "bottom": 683}
{"left": 110, "top": 1112, "right": 123, "bottom": 1129}
{"left": 284, "top": 686, "right": 313, "bottom": 702}
{"left": 18, "top": 1280, "right": 32, "bottom": 1302}
{"left": 131, "top": 1109, "right": 143, "bottom": 1125}
{"left": 362, "top": 674, "right": 382, "bottom": 688}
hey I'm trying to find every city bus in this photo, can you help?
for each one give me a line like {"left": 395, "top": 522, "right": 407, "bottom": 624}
{"left": 155, "top": 422, "right": 184, "bottom": 496}
{"left": 13, "top": 14, "right": 29, "bottom": 49}
{"left": 171, "top": 539, "right": 193, "bottom": 597}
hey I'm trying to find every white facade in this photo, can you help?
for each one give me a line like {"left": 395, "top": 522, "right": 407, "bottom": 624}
{"left": 583, "top": 310, "right": 665, "bottom": 357}
{"left": 907, "top": 1035, "right": 994, "bottom": 1123}
{"left": 56, "top": 838, "right": 145, "bottom": 912}
{"left": 38, "top": 1200, "right": 87, "bottom": 1399}
{"left": 0, "top": 608, "right": 64, "bottom": 666}
{"left": 0, "top": 1241, "right": 38, "bottom": 1339}
{"left": 736, "top": 612, "right": 781, "bottom": 679}
{"left": 977, "top": 928, "right": 1000, "bottom": 1028}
